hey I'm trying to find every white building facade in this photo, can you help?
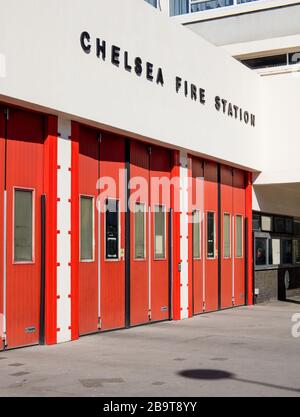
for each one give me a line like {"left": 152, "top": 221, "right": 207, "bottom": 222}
{"left": 0, "top": 0, "right": 298, "bottom": 350}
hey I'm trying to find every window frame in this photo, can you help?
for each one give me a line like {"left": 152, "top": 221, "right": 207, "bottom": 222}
{"left": 104, "top": 198, "right": 121, "bottom": 262}
{"left": 206, "top": 211, "right": 216, "bottom": 260}
{"left": 134, "top": 202, "right": 146, "bottom": 261}
{"left": 79, "top": 194, "right": 95, "bottom": 263}
{"left": 235, "top": 214, "right": 244, "bottom": 259}
{"left": 192, "top": 209, "right": 201, "bottom": 260}
{"left": 13, "top": 187, "right": 35, "bottom": 265}
{"left": 223, "top": 212, "right": 231, "bottom": 259}
{"left": 154, "top": 204, "right": 166, "bottom": 261}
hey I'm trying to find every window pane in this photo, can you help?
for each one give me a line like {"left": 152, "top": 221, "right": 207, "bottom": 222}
{"left": 135, "top": 203, "right": 145, "bottom": 259}
{"left": 294, "top": 221, "right": 300, "bottom": 236}
{"left": 207, "top": 212, "right": 215, "bottom": 258}
{"left": 285, "top": 218, "right": 293, "bottom": 234}
{"left": 80, "top": 197, "right": 93, "bottom": 261}
{"left": 261, "top": 216, "right": 272, "bottom": 232}
{"left": 255, "top": 238, "right": 267, "bottom": 266}
{"left": 170, "top": 0, "right": 189, "bottom": 16}
{"left": 269, "top": 239, "right": 280, "bottom": 265}
{"left": 289, "top": 52, "right": 300, "bottom": 65}
{"left": 274, "top": 217, "right": 285, "bottom": 233}
{"left": 193, "top": 210, "right": 201, "bottom": 259}
{"left": 236, "top": 215, "right": 243, "bottom": 258}
{"left": 253, "top": 214, "right": 260, "bottom": 231}
{"left": 242, "top": 54, "right": 287, "bottom": 70}
{"left": 106, "top": 199, "right": 119, "bottom": 259}
{"left": 282, "top": 239, "right": 293, "bottom": 264}
{"left": 191, "top": 0, "right": 234, "bottom": 13}
{"left": 223, "top": 213, "right": 231, "bottom": 258}
{"left": 294, "top": 240, "right": 300, "bottom": 264}
{"left": 155, "top": 206, "right": 165, "bottom": 259}
{"left": 14, "top": 190, "right": 33, "bottom": 262}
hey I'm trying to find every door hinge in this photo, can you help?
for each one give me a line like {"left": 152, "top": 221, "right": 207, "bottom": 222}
{"left": 232, "top": 297, "right": 235, "bottom": 306}
{"left": 98, "top": 133, "right": 102, "bottom": 143}
{"left": 148, "top": 310, "right": 152, "bottom": 321}
{"left": 203, "top": 301, "right": 206, "bottom": 311}
{"left": 148, "top": 146, "right": 152, "bottom": 155}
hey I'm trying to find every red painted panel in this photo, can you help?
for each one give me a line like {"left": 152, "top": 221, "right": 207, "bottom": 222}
{"left": 150, "top": 146, "right": 171, "bottom": 322}
{"left": 204, "top": 161, "right": 218, "bottom": 312}
{"left": 78, "top": 125, "right": 99, "bottom": 335}
{"left": 130, "top": 141, "right": 149, "bottom": 326}
{"left": 100, "top": 133, "right": 125, "bottom": 331}
{"left": 220, "top": 165, "right": 233, "bottom": 309}
{"left": 190, "top": 157, "right": 204, "bottom": 315}
{"left": 44, "top": 115, "right": 58, "bottom": 345}
{"left": 233, "top": 169, "right": 246, "bottom": 306}
{"left": 0, "top": 109, "right": 4, "bottom": 349}
{"left": 6, "top": 108, "right": 44, "bottom": 349}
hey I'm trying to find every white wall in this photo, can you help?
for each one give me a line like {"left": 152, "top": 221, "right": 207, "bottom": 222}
{"left": 258, "top": 73, "right": 300, "bottom": 185}
{"left": 0, "top": 0, "right": 262, "bottom": 172}
{"left": 252, "top": 72, "right": 300, "bottom": 217}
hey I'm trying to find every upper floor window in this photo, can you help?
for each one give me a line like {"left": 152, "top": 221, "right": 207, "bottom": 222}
{"left": 241, "top": 51, "right": 300, "bottom": 71}
{"left": 170, "top": 0, "right": 259, "bottom": 16}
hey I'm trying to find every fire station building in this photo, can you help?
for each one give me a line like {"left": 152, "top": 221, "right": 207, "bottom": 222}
{"left": 0, "top": 0, "right": 299, "bottom": 350}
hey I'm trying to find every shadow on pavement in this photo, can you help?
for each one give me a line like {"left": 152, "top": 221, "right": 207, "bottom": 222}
{"left": 178, "top": 369, "right": 300, "bottom": 394}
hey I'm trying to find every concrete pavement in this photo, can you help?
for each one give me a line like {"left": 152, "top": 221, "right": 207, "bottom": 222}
{"left": 0, "top": 299, "right": 299, "bottom": 397}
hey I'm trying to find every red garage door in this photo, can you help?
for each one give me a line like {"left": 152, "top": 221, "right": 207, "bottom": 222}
{"left": 233, "top": 169, "right": 246, "bottom": 306}
{"left": 190, "top": 157, "right": 204, "bottom": 315}
{"left": 130, "top": 141, "right": 150, "bottom": 326}
{"left": 221, "top": 165, "right": 234, "bottom": 309}
{"left": 150, "top": 146, "right": 171, "bottom": 322}
{"left": 100, "top": 133, "right": 126, "bottom": 331}
{"left": 130, "top": 142, "right": 171, "bottom": 326}
{"left": 77, "top": 126, "right": 126, "bottom": 333}
{"left": 204, "top": 161, "right": 219, "bottom": 313}
{"left": 78, "top": 125, "right": 99, "bottom": 335}
{"left": 5, "top": 107, "right": 44, "bottom": 349}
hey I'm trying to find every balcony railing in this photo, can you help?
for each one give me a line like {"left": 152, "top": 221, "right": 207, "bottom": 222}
{"left": 169, "top": 0, "right": 259, "bottom": 16}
